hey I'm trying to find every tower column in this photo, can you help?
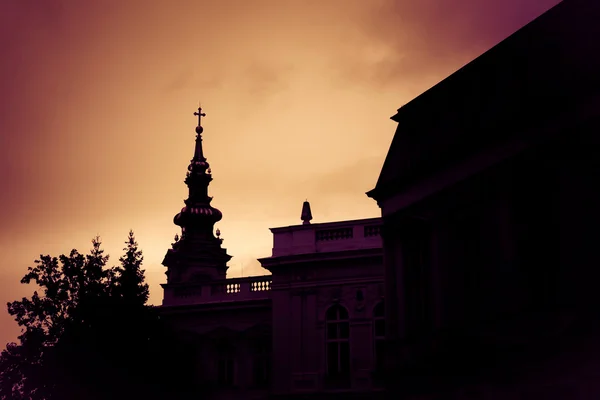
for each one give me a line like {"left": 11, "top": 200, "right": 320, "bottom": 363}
{"left": 162, "top": 106, "right": 232, "bottom": 287}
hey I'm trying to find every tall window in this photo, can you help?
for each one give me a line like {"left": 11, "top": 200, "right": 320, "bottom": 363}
{"left": 373, "top": 302, "right": 385, "bottom": 376}
{"left": 326, "top": 304, "right": 350, "bottom": 381}
{"left": 217, "top": 342, "right": 235, "bottom": 387}
{"left": 252, "top": 338, "right": 271, "bottom": 387}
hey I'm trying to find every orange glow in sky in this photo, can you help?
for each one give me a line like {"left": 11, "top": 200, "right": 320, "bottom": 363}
{"left": 0, "top": 0, "right": 560, "bottom": 346}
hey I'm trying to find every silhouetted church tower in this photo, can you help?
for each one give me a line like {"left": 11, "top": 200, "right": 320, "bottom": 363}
{"left": 162, "top": 106, "right": 232, "bottom": 283}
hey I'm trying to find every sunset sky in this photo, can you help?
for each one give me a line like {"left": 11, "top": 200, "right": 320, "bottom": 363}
{"left": 0, "top": 0, "right": 560, "bottom": 347}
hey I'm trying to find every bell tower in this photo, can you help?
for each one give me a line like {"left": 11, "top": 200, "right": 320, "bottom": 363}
{"left": 162, "top": 106, "right": 232, "bottom": 284}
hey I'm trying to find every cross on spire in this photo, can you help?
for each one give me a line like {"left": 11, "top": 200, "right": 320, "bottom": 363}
{"left": 194, "top": 106, "right": 206, "bottom": 127}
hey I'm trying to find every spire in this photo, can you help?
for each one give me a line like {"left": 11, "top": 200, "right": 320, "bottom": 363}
{"left": 173, "top": 106, "right": 222, "bottom": 237}
{"left": 192, "top": 106, "right": 206, "bottom": 159}
{"left": 162, "top": 105, "right": 232, "bottom": 284}
{"left": 301, "top": 200, "right": 313, "bottom": 225}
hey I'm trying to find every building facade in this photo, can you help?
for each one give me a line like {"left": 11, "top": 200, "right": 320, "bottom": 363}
{"left": 259, "top": 214, "right": 384, "bottom": 398}
{"left": 367, "top": 0, "right": 600, "bottom": 398}
{"left": 160, "top": 108, "right": 385, "bottom": 399}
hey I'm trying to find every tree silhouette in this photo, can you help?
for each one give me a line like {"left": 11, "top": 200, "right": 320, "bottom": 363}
{"left": 0, "top": 234, "right": 200, "bottom": 400}
{"left": 0, "top": 237, "right": 111, "bottom": 399}
{"left": 113, "top": 230, "right": 149, "bottom": 307}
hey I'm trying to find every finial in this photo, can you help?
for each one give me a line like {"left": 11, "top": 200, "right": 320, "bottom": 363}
{"left": 194, "top": 105, "right": 206, "bottom": 134}
{"left": 216, "top": 228, "right": 221, "bottom": 238}
{"left": 301, "top": 200, "right": 313, "bottom": 225}
{"left": 171, "top": 233, "right": 180, "bottom": 247}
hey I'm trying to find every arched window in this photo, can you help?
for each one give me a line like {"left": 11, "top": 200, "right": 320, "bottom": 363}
{"left": 373, "top": 302, "right": 385, "bottom": 375}
{"left": 325, "top": 304, "right": 350, "bottom": 381}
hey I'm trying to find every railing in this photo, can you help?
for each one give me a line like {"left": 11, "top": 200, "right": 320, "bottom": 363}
{"left": 364, "top": 225, "right": 381, "bottom": 237}
{"left": 270, "top": 219, "right": 383, "bottom": 257}
{"left": 163, "top": 275, "right": 272, "bottom": 306}
{"left": 315, "top": 227, "right": 354, "bottom": 241}
{"left": 211, "top": 279, "right": 272, "bottom": 295}
{"left": 313, "top": 223, "right": 382, "bottom": 254}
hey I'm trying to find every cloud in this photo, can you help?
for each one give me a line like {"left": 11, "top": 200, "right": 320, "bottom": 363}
{"left": 308, "top": 156, "right": 384, "bottom": 197}
{"left": 162, "top": 69, "right": 195, "bottom": 95}
{"left": 162, "top": 65, "right": 230, "bottom": 95}
{"left": 228, "top": 258, "right": 269, "bottom": 278}
{"left": 240, "top": 61, "right": 294, "bottom": 98}
{"left": 327, "top": 0, "right": 562, "bottom": 90}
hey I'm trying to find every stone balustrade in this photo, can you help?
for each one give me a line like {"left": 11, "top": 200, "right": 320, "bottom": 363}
{"left": 269, "top": 217, "right": 382, "bottom": 257}
{"left": 162, "top": 275, "right": 272, "bottom": 306}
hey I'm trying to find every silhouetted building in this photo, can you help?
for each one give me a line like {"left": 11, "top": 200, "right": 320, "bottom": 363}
{"left": 160, "top": 108, "right": 385, "bottom": 399}
{"left": 368, "top": 0, "right": 600, "bottom": 398}
{"left": 259, "top": 215, "right": 384, "bottom": 398}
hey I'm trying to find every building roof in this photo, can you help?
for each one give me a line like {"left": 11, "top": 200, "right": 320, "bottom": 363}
{"left": 368, "top": 0, "right": 600, "bottom": 201}
{"left": 269, "top": 217, "right": 381, "bottom": 234}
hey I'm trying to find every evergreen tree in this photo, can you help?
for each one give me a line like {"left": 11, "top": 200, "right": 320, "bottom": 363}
{"left": 114, "top": 230, "right": 149, "bottom": 307}
{"left": 106, "top": 230, "right": 200, "bottom": 399}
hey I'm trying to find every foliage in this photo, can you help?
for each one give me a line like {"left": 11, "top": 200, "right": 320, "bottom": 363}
{"left": 113, "top": 230, "right": 149, "bottom": 307}
{"left": 0, "top": 233, "right": 199, "bottom": 400}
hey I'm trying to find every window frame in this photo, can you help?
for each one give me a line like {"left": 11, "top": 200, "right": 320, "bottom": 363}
{"left": 325, "top": 304, "right": 351, "bottom": 382}
{"left": 372, "top": 301, "right": 385, "bottom": 377}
